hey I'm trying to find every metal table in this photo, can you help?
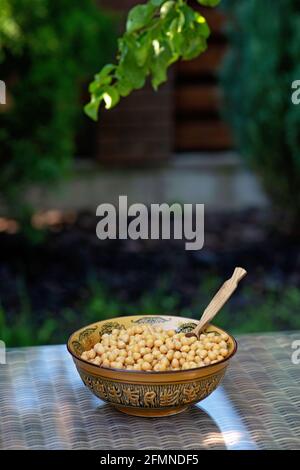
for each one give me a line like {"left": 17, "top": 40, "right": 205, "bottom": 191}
{"left": 0, "top": 332, "right": 300, "bottom": 450}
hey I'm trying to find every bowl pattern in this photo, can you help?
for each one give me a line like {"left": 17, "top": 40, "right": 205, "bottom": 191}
{"left": 78, "top": 368, "right": 225, "bottom": 409}
{"left": 68, "top": 315, "right": 236, "bottom": 417}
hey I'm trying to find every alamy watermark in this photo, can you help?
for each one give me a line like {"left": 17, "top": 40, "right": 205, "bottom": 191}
{"left": 291, "top": 80, "right": 300, "bottom": 105}
{"left": 96, "top": 196, "right": 204, "bottom": 251}
{"left": 0, "top": 80, "right": 6, "bottom": 105}
{"left": 0, "top": 340, "right": 6, "bottom": 364}
{"left": 291, "top": 340, "right": 300, "bottom": 365}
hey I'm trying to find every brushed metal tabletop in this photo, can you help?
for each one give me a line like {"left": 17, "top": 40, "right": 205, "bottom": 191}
{"left": 0, "top": 332, "right": 300, "bottom": 450}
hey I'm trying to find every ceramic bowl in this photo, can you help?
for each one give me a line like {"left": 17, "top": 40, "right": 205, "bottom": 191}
{"left": 67, "top": 315, "right": 237, "bottom": 417}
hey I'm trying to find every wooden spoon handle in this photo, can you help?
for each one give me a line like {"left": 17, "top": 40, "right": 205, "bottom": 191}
{"left": 192, "top": 267, "right": 247, "bottom": 337}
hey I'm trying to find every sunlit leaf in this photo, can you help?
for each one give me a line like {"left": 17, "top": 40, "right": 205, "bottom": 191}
{"left": 103, "top": 87, "right": 120, "bottom": 109}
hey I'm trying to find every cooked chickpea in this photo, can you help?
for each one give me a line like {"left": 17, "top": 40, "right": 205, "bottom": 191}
{"left": 82, "top": 325, "right": 229, "bottom": 371}
{"left": 81, "top": 351, "right": 88, "bottom": 360}
{"left": 117, "top": 356, "right": 126, "bottom": 365}
{"left": 160, "top": 357, "right": 170, "bottom": 367}
{"left": 186, "top": 351, "right": 195, "bottom": 361}
{"left": 220, "top": 348, "right": 228, "bottom": 357}
{"left": 165, "top": 339, "right": 175, "bottom": 350}
{"left": 125, "top": 356, "right": 134, "bottom": 365}
{"left": 188, "top": 336, "right": 197, "bottom": 345}
{"left": 93, "top": 356, "right": 101, "bottom": 365}
{"left": 171, "top": 358, "right": 179, "bottom": 368}
{"left": 181, "top": 336, "right": 189, "bottom": 346}
{"left": 182, "top": 362, "right": 190, "bottom": 370}
{"left": 208, "top": 351, "right": 217, "bottom": 361}
{"left": 87, "top": 349, "right": 96, "bottom": 360}
{"left": 143, "top": 353, "right": 154, "bottom": 363}
{"left": 173, "top": 351, "right": 181, "bottom": 359}
{"left": 166, "top": 350, "right": 174, "bottom": 361}
{"left": 133, "top": 352, "right": 141, "bottom": 361}
{"left": 189, "top": 361, "right": 198, "bottom": 368}
{"left": 140, "top": 347, "right": 151, "bottom": 356}
{"left": 198, "top": 349, "right": 208, "bottom": 359}
{"left": 119, "top": 333, "right": 130, "bottom": 344}
{"left": 94, "top": 343, "right": 104, "bottom": 355}
{"left": 141, "top": 361, "right": 152, "bottom": 371}
{"left": 108, "top": 351, "right": 117, "bottom": 362}
{"left": 158, "top": 362, "right": 167, "bottom": 372}
{"left": 146, "top": 338, "right": 154, "bottom": 348}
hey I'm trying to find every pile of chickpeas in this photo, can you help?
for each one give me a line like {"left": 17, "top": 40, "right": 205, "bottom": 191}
{"left": 81, "top": 325, "right": 230, "bottom": 371}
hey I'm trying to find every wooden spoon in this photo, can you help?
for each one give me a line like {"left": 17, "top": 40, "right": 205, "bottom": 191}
{"left": 186, "top": 267, "right": 247, "bottom": 339}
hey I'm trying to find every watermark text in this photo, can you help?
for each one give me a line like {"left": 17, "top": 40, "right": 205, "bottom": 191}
{"left": 96, "top": 196, "right": 204, "bottom": 251}
{"left": 0, "top": 80, "right": 6, "bottom": 105}
{"left": 291, "top": 80, "right": 300, "bottom": 105}
{"left": 291, "top": 340, "right": 300, "bottom": 365}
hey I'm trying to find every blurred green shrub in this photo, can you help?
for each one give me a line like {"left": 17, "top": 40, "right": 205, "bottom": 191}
{"left": 221, "top": 0, "right": 300, "bottom": 229}
{"left": 0, "top": 0, "right": 116, "bottom": 220}
{"left": 1, "top": 275, "right": 300, "bottom": 347}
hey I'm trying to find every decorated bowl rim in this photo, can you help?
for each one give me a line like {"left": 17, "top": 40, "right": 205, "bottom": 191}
{"left": 67, "top": 315, "right": 238, "bottom": 375}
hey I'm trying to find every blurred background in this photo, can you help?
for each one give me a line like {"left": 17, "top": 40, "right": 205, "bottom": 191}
{"left": 1, "top": 0, "right": 300, "bottom": 347}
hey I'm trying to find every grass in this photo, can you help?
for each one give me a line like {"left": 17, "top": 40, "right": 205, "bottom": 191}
{"left": 1, "top": 276, "right": 300, "bottom": 347}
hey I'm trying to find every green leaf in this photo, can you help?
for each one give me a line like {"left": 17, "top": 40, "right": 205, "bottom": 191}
{"left": 117, "top": 48, "right": 146, "bottom": 89}
{"left": 89, "top": 76, "right": 112, "bottom": 95}
{"left": 197, "top": 0, "right": 221, "bottom": 6}
{"left": 126, "top": 4, "right": 155, "bottom": 34}
{"left": 181, "top": 3, "right": 196, "bottom": 28}
{"left": 116, "top": 80, "right": 132, "bottom": 98}
{"left": 182, "top": 27, "right": 207, "bottom": 60}
{"left": 95, "top": 64, "right": 116, "bottom": 81}
{"left": 134, "top": 34, "right": 152, "bottom": 67}
{"left": 85, "top": 0, "right": 220, "bottom": 121}
{"left": 84, "top": 97, "right": 102, "bottom": 121}
{"left": 150, "top": 42, "right": 173, "bottom": 89}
